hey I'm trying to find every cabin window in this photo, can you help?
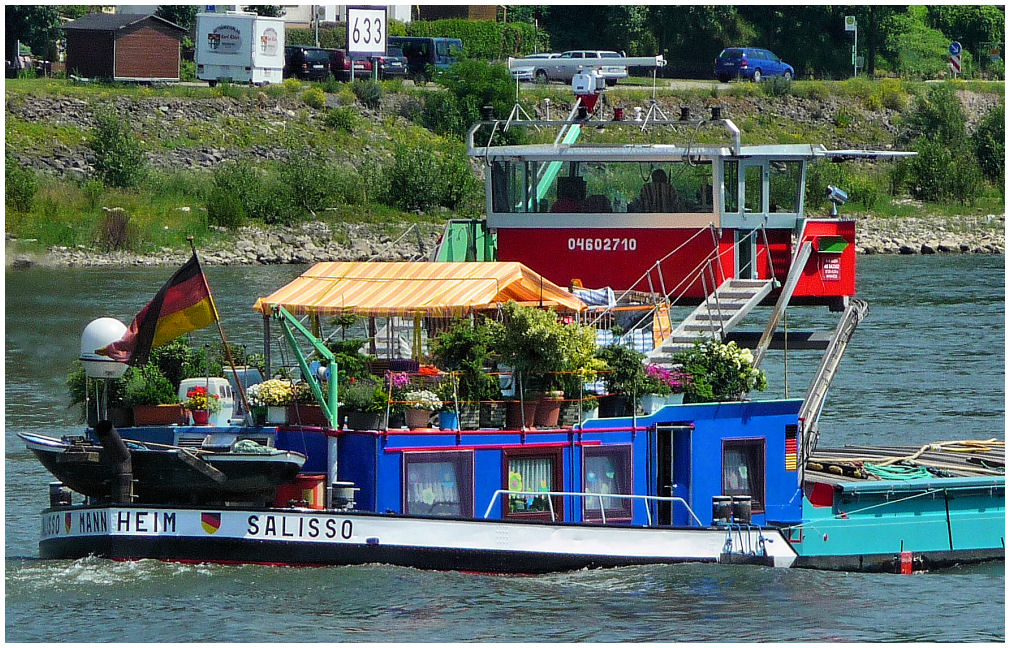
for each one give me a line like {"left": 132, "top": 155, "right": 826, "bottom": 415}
{"left": 489, "top": 160, "right": 715, "bottom": 215}
{"left": 403, "top": 451, "right": 474, "bottom": 517}
{"left": 722, "top": 439, "right": 765, "bottom": 512}
{"left": 503, "top": 447, "right": 563, "bottom": 520}
{"left": 744, "top": 165, "right": 764, "bottom": 213}
{"left": 723, "top": 160, "right": 739, "bottom": 213}
{"left": 769, "top": 161, "right": 802, "bottom": 213}
{"left": 582, "top": 445, "right": 633, "bottom": 521}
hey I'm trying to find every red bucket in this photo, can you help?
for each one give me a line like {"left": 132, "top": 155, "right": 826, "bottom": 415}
{"left": 273, "top": 474, "right": 326, "bottom": 509}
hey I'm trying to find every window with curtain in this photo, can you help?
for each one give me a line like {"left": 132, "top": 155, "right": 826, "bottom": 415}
{"left": 583, "top": 445, "right": 632, "bottom": 521}
{"left": 403, "top": 451, "right": 474, "bottom": 517}
{"left": 504, "top": 448, "right": 563, "bottom": 520}
{"left": 722, "top": 439, "right": 765, "bottom": 512}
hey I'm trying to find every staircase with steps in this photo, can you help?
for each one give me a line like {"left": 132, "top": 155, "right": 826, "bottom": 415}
{"left": 647, "top": 278, "right": 775, "bottom": 365}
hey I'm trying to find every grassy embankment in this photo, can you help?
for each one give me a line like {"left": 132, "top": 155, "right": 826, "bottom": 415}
{"left": 5, "top": 76, "right": 1004, "bottom": 255}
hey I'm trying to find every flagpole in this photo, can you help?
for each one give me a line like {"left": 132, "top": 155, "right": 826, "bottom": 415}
{"left": 187, "top": 237, "right": 254, "bottom": 425}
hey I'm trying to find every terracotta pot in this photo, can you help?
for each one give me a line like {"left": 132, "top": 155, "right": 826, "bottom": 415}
{"left": 505, "top": 400, "right": 538, "bottom": 429}
{"left": 287, "top": 404, "right": 330, "bottom": 427}
{"left": 534, "top": 397, "right": 563, "bottom": 428}
{"left": 190, "top": 409, "right": 210, "bottom": 425}
{"left": 405, "top": 408, "right": 433, "bottom": 430}
{"left": 132, "top": 404, "right": 187, "bottom": 426}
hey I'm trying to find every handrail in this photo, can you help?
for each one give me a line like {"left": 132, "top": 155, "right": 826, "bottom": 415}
{"left": 482, "top": 489, "right": 704, "bottom": 527}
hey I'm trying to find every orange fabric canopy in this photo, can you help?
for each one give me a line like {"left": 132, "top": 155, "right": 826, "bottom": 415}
{"left": 253, "top": 261, "right": 586, "bottom": 317}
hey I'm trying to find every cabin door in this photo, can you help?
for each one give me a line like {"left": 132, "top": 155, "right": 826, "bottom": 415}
{"left": 656, "top": 425, "right": 692, "bottom": 526}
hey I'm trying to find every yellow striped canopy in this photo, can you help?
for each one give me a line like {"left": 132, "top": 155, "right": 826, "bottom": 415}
{"left": 253, "top": 261, "right": 587, "bottom": 317}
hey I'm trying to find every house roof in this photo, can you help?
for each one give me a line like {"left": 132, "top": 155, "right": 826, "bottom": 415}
{"left": 253, "top": 261, "right": 587, "bottom": 317}
{"left": 62, "top": 13, "right": 186, "bottom": 34}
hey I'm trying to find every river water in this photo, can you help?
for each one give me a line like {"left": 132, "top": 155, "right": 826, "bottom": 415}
{"left": 5, "top": 256, "right": 1004, "bottom": 642}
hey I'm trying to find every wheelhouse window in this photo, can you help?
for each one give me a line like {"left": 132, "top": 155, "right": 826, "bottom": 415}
{"left": 769, "top": 161, "right": 802, "bottom": 213}
{"left": 582, "top": 445, "right": 633, "bottom": 521}
{"left": 489, "top": 161, "right": 715, "bottom": 215}
{"left": 403, "top": 451, "right": 474, "bottom": 517}
{"left": 504, "top": 448, "right": 563, "bottom": 520}
{"left": 722, "top": 439, "right": 765, "bottom": 512}
{"left": 723, "top": 160, "right": 739, "bottom": 213}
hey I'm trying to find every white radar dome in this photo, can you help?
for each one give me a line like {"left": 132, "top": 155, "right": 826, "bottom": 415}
{"left": 80, "top": 317, "right": 129, "bottom": 379}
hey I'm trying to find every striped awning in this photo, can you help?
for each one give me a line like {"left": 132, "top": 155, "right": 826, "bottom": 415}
{"left": 252, "top": 261, "right": 586, "bottom": 317}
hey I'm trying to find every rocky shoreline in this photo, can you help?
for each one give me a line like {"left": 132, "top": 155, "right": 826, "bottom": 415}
{"left": 7, "top": 213, "right": 1004, "bottom": 270}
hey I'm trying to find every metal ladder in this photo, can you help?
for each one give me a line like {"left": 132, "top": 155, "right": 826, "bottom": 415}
{"left": 647, "top": 277, "right": 775, "bottom": 365}
{"left": 798, "top": 298, "right": 869, "bottom": 461}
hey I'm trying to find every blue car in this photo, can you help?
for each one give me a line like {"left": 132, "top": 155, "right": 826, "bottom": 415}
{"left": 714, "top": 47, "right": 793, "bottom": 83}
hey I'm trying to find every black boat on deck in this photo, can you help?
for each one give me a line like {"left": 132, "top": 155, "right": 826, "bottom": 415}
{"left": 19, "top": 428, "right": 306, "bottom": 506}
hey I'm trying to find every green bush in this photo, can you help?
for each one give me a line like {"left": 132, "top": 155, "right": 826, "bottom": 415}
{"left": 325, "top": 106, "right": 357, "bottom": 133}
{"left": 87, "top": 109, "right": 147, "bottom": 188}
{"left": 761, "top": 76, "right": 792, "bottom": 97}
{"left": 973, "top": 103, "right": 1004, "bottom": 183}
{"left": 5, "top": 157, "right": 37, "bottom": 212}
{"left": 898, "top": 83, "right": 967, "bottom": 147}
{"left": 406, "top": 18, "right": 544, "bottom": 59}
{"left": 882, "top": 9, "right": 954, "bottom": 79}
{"left": 902, "top": 137, "right": 982, "bottom": 205}
{"left": 248, "top": 178, "right": 300, "bottom": 225}
{"left": 794, "top": 81, "right": 830, "bottom": 101}
{"left": 423, "top": 59, "right": 516, "bottom": 139}
{"left": 206, "top": 186, "right": 246, "bottom": 228}
{"left": 673, "top": 339, "right": 767, "bottom": 403}
{"left": 318, "top": 76, "right": 342, "bottom": 94}
{"left": 302, "top": 86, "right": 327, "bottom": 109}
{"left": 281, "top": 148, "right": 339, "bottom": 214}
{"left": 180, "top": 59, "right": 196, "bottom": 82}
{"left": 96, "top": 207, "right": 136, "bottom": 251}
{"left": 122, "top": 363, "right": 178, "bottom": 406}
{"left": 384, "top": 143, "right": 480, "bottom": 212}
{"left": 214, "top": 81, "right": 246, "bottom": 100}
{"left": 351, "top": 80, "right": 383, "bottom": 109}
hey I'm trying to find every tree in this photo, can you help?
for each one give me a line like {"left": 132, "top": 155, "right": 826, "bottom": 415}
{"left": 88, "top": 109, "right": 148, "bottom": 188}
{"left": 5, "top": 5, "right": 61, "bottom": 61}
{"left": 155, "top": 5, "right": 198, "bottom": 31}
{"left": 246, "top": 6, "right": 285, "bottom": 18}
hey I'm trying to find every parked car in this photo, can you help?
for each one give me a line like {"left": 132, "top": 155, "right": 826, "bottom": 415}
{"left": 325, "top": 48, "right": 372, "bottom": 81}
{"left": 714, "top": 47, "right": 793, "bottom": 83}
{"left": 284, "top": 45, "right": 331, "bottom": 81}
{"left": 539, "top": 50, "right": 628, "bottom": 86}
{"left": 387, "top": 36, "right": 462, "bottom": 82}
{"left": 511, "top": 52, "right": 556, "bottom": 83}
{"left": 375, "top": 46, "right": 408, "bottom": 79}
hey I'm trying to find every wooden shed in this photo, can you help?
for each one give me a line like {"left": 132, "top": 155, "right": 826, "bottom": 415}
{"left": 62, "top": 13, "right": 186, "bottom": 82}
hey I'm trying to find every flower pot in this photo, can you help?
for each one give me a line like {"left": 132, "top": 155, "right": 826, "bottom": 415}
{"left": 479, "top": 402, "right": 504, "bottom": 429}
{"left": 597, "top": 394, "right": 633, "bottom": 418}
{"left": 505, "top": 400, "right": 538, "bottom": 430}
{"left": 346, "top": 410, "right": 387, "bottom": 431}
{"left": 405, "top": 408, "right": 433, "bottom": 430}
{"left": 640, "top": 392, "right": 685, "bottom": 415}
{"left": 287, "top": 404, "right": 330, "bottom": 427}
{"left": 438, "top": 410, "right": 459, "bottom": 430}
{"left": 132, "top": 404, "right": 187, "bottom": 426}
{"left": 534, "top": 396, "right": 563, "bottom": 428}
{"left": 190, "top": 409, "right": 211, "bottom": 425}
{"left": 266, "top": 406, "right": 288, "bottom": 425}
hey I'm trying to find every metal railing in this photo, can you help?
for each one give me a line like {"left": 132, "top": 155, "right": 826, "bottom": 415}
{"left": 483, "top": 489, "right": 703, "bottom": 527}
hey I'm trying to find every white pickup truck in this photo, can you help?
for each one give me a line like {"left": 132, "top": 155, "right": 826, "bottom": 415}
{"left": 509, "top": 51, "right": 666, "bottom": 86}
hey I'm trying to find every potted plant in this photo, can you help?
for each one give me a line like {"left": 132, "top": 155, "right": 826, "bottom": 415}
{"left": 402, "top": 389, "right": 441, "bottom": 430}
{"left": 594, "top": 342, "right": 647, "bottom": 417}
{"left": 430, "top": 318, "right": 500, "bottom": 430}
{"left": 255, "top": 378, "right": 295, "bottom": 424}
{"left": 341, "top": 378, "right": 389, "bottom": 430}
{"left": 123, "top": 364, "right": 186, "bottom": 425}
{"left": 245, "top": 382, "right": 269, "bottom": 425}
{"left": 287, "top": 380, "right": 330, "bottom": 427}
{"left": 435, "top": 377, "right": 460, "bottom": 430}
{"left": 672, "top": 339, "right": 768, "bottom": 403}
{"left": 640, "top": 364, "right": 692, "bottom": 414}
{"left": 183, "top": 384, "right": 222, "bottom": 426}
{"left": 67, "top": 360, "right": 134, "bottom": 427}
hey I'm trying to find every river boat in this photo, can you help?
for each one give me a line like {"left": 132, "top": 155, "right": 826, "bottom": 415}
{"left": 23, "top": 97, "right": 1004, "bottom": 573}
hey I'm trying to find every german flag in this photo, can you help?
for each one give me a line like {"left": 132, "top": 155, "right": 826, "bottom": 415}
{"left": 97, "top": 254, "right": 218, "bottom": 366}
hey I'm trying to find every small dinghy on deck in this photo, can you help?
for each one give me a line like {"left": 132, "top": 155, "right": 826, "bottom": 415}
{"left": 20, "top": 428, "right": 306, "bottom": 506}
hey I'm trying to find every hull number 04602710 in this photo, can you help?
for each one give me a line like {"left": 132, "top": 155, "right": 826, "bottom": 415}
{"left": 568, "top": 237, "right": 637, "bottom": 252}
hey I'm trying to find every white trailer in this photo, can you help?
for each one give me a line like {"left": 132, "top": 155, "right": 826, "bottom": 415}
{"left": 195, "top": 12, "right": 285, "bottom": 86}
